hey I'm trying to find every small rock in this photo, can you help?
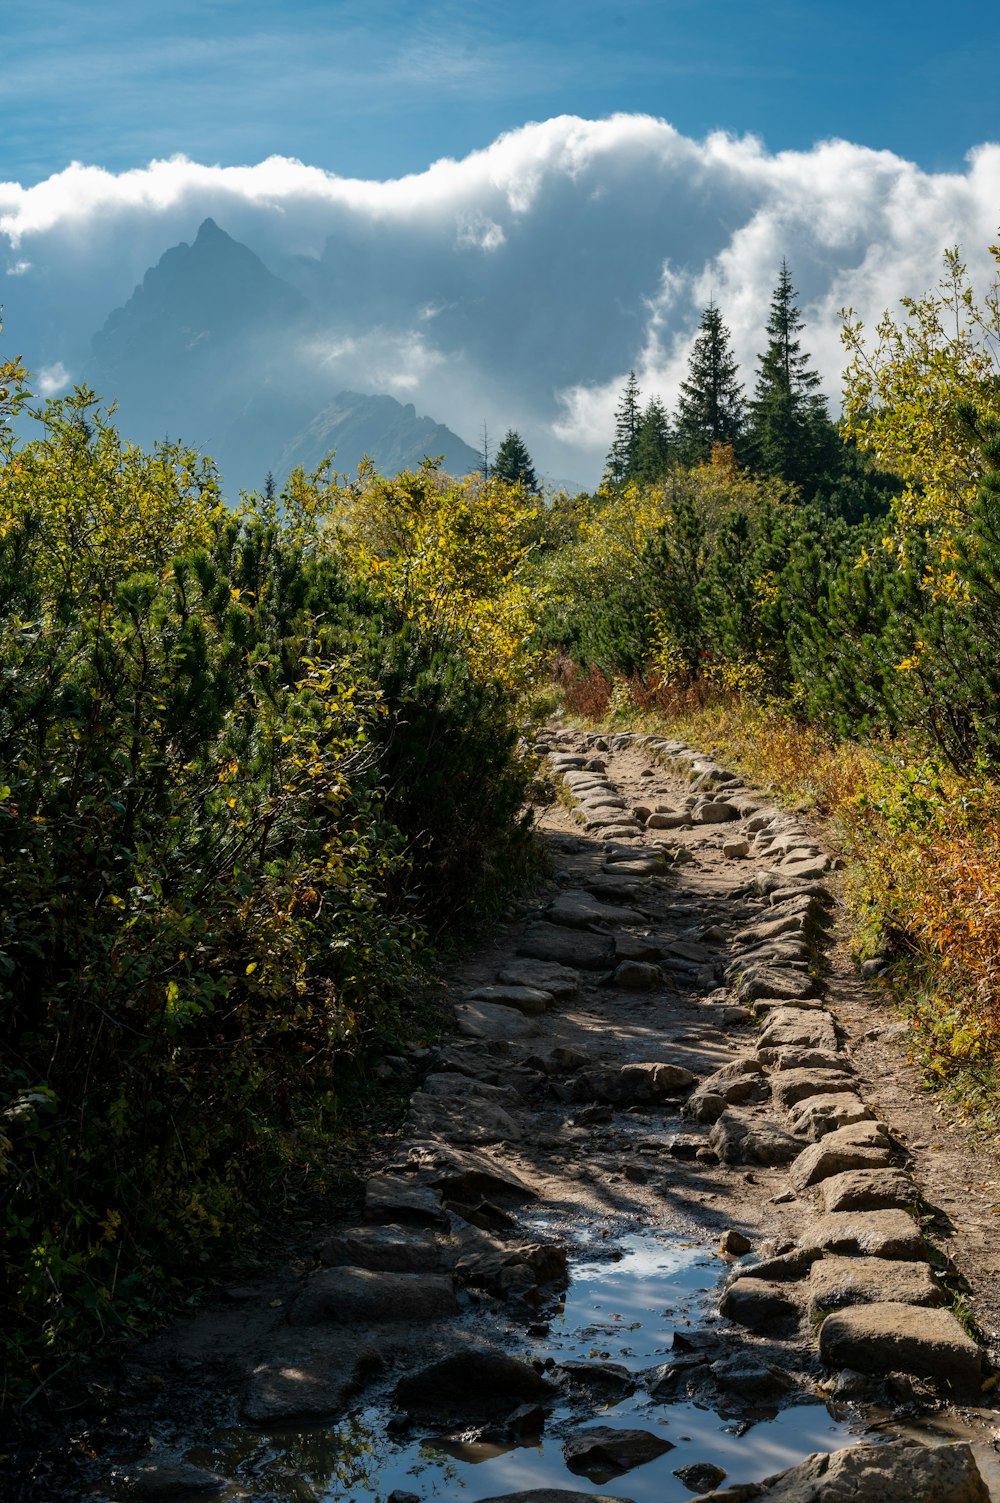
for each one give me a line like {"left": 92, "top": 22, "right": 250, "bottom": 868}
{"left": 548, "top": 892, "right": 645, "bottom": 929}
{"left": 674, "top": 1461, "right": 728, "bottom": 1493}
{"left": 107, "top": 1462, "right": 230, "bottom": 1499}
{"left": 735, "top": 967, "right": 817, "bottom": 1003}
{"left": 710, "top": 1110, "right": 801, "bottom": 1166}
{"left": 723, "top": 1440, "right": 989, "bottom": 1502}
{"left": 789, "top": 1092, "right": 873, "bottom": 1140}
{"left": 693, "top": 801, "right": 740, "bottom": 824}
{"left": 556, "top": 1360, "right": 636, "bottom": 1396}
{"left": 614, "top": 933, "right": 663, "bottom": 963}
{"left": 497, "top": 960, "right": 581, "bottom": 998}
{"left": 316, "top": 1224, "right": 441, "bottom": 1272}
{"left": 720, "top": 1229, "right": 752, "bottom": 1257}
{"left": 456, "top": 1001, "right": 541, "bottom": 1041}
{"left": 517, "top": 924, "right": 616, "bottom": 969}
{"left": 710, "top": 1353, "right": 794, "bottom": 1397}
{"left": 611, "top": 959, "right": 663, "bottom": 990}
{"left": 723, "top": 839, "right": 751, "bottom": 860}
{"left": 387, "top": 1492, "right": 421, "bottom": 1503}
{"left": 243, "top": 1337, "right": 382, "bottom": 1422}
{"left": 789, "top": 1127, "right": 895, "bottom": 1191}
{"left": 771, "top": 1069, "right": 859, "bottom": 1111}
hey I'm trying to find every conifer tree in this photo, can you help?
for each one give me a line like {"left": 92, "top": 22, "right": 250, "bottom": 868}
{"left": 493, "top": 429, "right": 539, "bottom": 492}
{"left": 675, "top": 302, "right": 745, "bottom": 464}
{"left": 748, "top": 262, "right": 834, "bottom": 492}
{"left": 604, "top": 370, "right": 642, "bottom": 485}
{"left": 631, "top": 397, "right": 673, "bottom": 484}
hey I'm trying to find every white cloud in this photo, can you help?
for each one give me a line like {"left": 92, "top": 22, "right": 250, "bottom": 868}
{"left": 37, "top": 362, "right": 71, "bottom": 396}
{"left": 5, "top": 259, "right": 31, "bottom": 276}
{"left": 2, "top": 116, "right": 999, "bottom": 486}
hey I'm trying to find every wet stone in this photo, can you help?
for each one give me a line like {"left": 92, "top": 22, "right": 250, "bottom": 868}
{"left": 394, "top": 1347, "right": 556, "bottom": 1417}
{"left": 709, "top": 1353, "right": 794, "bottom": 1398}
{"left": 563, "top": 1425, "right": 675, "bottom": 1478}
{"left": 556, "top": 1359, "right": 636, "bottom": 1396}
{"left": 287, "top": 1267, "right": 459, "bottom": 1326}
{"left": 479, "top": 1493, "right": 637, "bottom": 1503}
{"left": 675, "top": 1462, "right": 728, "bottom": 1493}
{"left": 718, "top": 1276, "right": 801, "bottom": 1331}
{"left": 106, "top": 1462, "right": 231, "bottom": 1499}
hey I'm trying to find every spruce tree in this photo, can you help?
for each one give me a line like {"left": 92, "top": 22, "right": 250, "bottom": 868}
{"left": 493, "top": 429, "right": 539, "bottom": 491}
{"left": 631, "top": 397, "right": 673, "bottom": 484}
{"left": 748, "top": 262, "right": 833, "bottom": 493}
{"left": 674, "top": 302, "right": 745, "bottom": 465}
{"left": 604, "top": 370, "right": 642, "bottom": 485}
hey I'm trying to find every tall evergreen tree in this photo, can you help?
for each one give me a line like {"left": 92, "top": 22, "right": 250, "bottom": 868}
{"left": 604, "top": 370, "right": 642, "bottom": 485}
{"left": 493, "top": 429, "right": 539, "bottom": 491}
{"left": 748, "top": 262, "right": 835, "bottom": 492}
{"left": 632, "top": 397, "right": 673, "bottom": 484}
{"left": 674, "top": 302, "right": 745, "bottom": 465}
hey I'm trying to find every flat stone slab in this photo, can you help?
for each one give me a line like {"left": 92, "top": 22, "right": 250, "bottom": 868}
{"left": 317, "top": 1224, "right": 443, "bottom": 1272}
{"left": 764, "top": 1048, "right": 848, "bottom": 1073}
{"left": 496, "top": 960, "right": 580, "bottom": 998}
{"left": 364, "top": 1174, "right": 444, "bottom": 1224}
{"left": 481, "top": 1493, "right": 637, "bottom": 1503}
{"left": 104, "top": 1462, "right": 232, "bottom": 1499}
{"left": 758, "top": 1011, "right": 837, "bottom": 1053}
{"left": 771, "top": 1069, "right": 858, "bottom": 1110}
{"left": 800, "top": 1209, "right": 927, "bottom": 1260}
{"left": 712, "top": 1440, "right": 989, "bottom": 1502}
{"left": 243, "top": 1335, "right": 382, "bottom": 1422}
{"left": 287, "top": 1268, "right": 459, "bottom": 1326}
{"left": 547, "top": 892, "right": 645, "bottom": 929}
{"left": 517, "top": 924, "right": 615, "bottom": 969}
{"left": 736, "top": 966, "right": 817, "bottom": 1002}
{"left": 789, "top": 1130, "right": 895, "bottom": 1191}
{"left": 807, "top": 1255, "right": 942, "bottom": 1317}
{"left": 819, "top": 1169, "right": 917, "bottom": 1214}
{"left": 409, "top": 1092, "right": 522, "bottom": 1146}
{"left": 412, "top": 1144, "right": 537, "bottom": 1202}
{"left": 818, "top": 1302, "right": 981, "bottom": 1392}
{"left": 456, "top": 1001, "right": 542, "bottom": 1041}
{"left": 463, "top": 984, "right": 552, "bottom": 1015}
{"left": 574, "top": 1061, "right": 696, "bottom": 1105}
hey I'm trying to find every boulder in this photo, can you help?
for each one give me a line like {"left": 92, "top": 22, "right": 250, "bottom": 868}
{"left": 789, "top": 1129, "right": 895, "bottom": 1191}
{"left": 414, "top": 1144, "right": 537, "bottom": 1203}
{"left": 789, "top": 1093, "right": 872, "bottom": 1140}
{"left": 517, "top": 924, "right": 615, "bottom": 969}
{"left": 408, "top": 1092, "right": 522, "bottom": 1146}
{"left": 574, "top": 1061, "right": 696, "bottom": 1104}
{"left": 364, "top": 1174, "right": 443, "bottom": 1224}
{"left": 287, "top": 1268, "right": 459, "bottom": 1326}
{"left": 757, "top": 1009, "right": 836, "bottom": 1052}
{"left": 676, "top": 1463, "right": 728, "bottom": 1494}
{"left": 819, "top": 1168, "right": 916, "bottom": 1214}
{"left": 456, "top": 1001, "right": 541, "bottom": 1041}
{"left": 800, "top": 1209, "right": 926, "bottom": 1260}
{"left": 611, "top": 960, "right": 663, "bottom": 990}
{"left": 317, "top": 1224, "right": 442, "bottom": 1272}
{"left": 547, "top": 890, "right": 645, "bottom": 929}
{"left": 693, "top": 801, "right": 740, "bottom": 824}
{"left": 806, "top": 1255, "right": 942, "bottom": 1317}
{"left": 105, "top": 1462, "right": 231, "bottom": 1500}
{"left": 480, "top": 1494, "right": 636, "bottom": 1503}
{"left": 819, "top": 1304, "right": 981, "bottom": 1391}
{"left": 718, "top": 1277, "right": 801, "bottom": 1331}
{"left": 709, "top": 1110, "right": 801, "bottom": 1166}
{"left": 690, "top": 1441, "right": 988, "bottom": 1502}
{"left": 735, "top": 966, "right": 817, "bottom": 1003}
{"left": 770, "top": 1069, "right": 858, "bottom": 1111}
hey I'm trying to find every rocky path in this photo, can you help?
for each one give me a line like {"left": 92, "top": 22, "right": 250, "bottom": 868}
{"left": 70, "top": 726, "right": 1000, "bottom": 1501}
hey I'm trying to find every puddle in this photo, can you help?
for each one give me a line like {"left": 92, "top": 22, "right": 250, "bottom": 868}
{"left": 179, "top": 1228, "right": 860, "bottom": 1502}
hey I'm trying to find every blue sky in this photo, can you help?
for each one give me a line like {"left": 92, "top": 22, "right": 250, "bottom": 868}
{"left": 3, "top": 0, "right": 999, "bottom": 185}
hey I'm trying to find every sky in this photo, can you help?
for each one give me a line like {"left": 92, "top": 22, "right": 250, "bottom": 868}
{"left": 2, "top": 2, "right": 1000, "bottom": 486}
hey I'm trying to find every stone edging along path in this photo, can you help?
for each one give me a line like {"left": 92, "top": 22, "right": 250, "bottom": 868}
{"left": 95, "top": 722, "right": 1000, "bottom": 1503}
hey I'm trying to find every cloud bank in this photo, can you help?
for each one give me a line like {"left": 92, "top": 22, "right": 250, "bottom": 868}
{"left": 2, "top": 114, "right": 999, "bottom": 486}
